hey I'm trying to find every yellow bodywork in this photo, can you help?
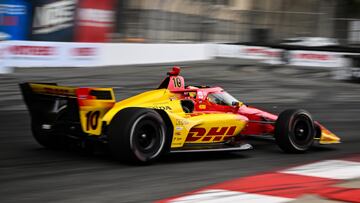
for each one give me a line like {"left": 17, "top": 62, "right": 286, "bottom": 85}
{"left": 318, "top": 126, "right": 341, "bottom": 144}
{"left": 100, "top": 89, "right": 247, "bottom": 148}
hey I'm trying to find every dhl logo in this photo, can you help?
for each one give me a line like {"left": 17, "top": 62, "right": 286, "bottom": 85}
{"left": 44, "top": 87, "right": 71, "bottom": 95}
{"left": 186, "top": 126, "right": 237, "bottom": 142}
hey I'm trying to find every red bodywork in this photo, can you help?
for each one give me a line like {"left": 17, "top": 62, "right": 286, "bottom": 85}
{"left": 164, "top": 67, "right": 279, "bottom": 137}
{"left": 186, "top": 87, "right": 277, "bottom": 136}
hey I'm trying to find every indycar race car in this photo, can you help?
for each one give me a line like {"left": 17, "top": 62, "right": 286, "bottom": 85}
{"left": 20, "top": 67, "right": 340, "bottom": 163}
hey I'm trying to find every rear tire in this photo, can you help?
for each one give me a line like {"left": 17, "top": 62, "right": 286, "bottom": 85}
{"left": 108, "top": 108, "right": 168, "bottom": 164}
{"left": 275, "top": 109, "right": 315, "bottom": 153}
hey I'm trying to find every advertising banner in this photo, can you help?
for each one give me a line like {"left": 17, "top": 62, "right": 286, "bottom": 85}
{"left": 216, "top": 45, "right": 283, "bottom": 64}
{"left": 74, "top": 0, "right": 116, "bottom": 42}
{"left": 0, "top": 0, "right": 31, "bottom": 40}
{"left": 30, "top": 0, "right": 77, "bottom": 41}
{"left": 288, "top": 50, "right": 345, "bottom": 68}
{"left": 2, "top": 40, "right": 101, "bottom": 68}
{"left": 240, "top": 46, "right": 281, "bottom": 61}
{"left": 5, "top": 40, "right": 64, "bottom": 67}
{"left": 66, "top": 43, "right": 100, "bottom": 66}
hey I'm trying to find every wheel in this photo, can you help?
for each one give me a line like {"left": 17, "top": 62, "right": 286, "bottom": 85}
{"left": 108, "top": 108, "right": 168, "bottom": 164}
{"left": 31, "top": 120, "right": 65, "bottom": 149}
{"left": 275, "top": 109, "right": 315, "bottom": 153}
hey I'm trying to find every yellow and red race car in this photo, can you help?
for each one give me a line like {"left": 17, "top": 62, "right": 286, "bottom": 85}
{"left": 20, "top": 67, "right": 340, "bottom": 163}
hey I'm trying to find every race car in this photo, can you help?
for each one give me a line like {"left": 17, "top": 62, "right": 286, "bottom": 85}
{"left": 19, "top": 67, "right": 340, "bottom": 163}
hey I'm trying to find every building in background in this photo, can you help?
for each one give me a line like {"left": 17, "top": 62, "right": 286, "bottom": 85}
{"left": 113, "top": 0, "right": 250, "bottom": 43}
{"left": 112, "top": 0, "right": 360, "bottom": 45}
{"left": 334, "top": 0, "right": 360, "bottom": 45}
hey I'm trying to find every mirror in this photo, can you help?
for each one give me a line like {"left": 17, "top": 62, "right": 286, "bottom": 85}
{"left": 232, "top": 101, "right": 240, "bottom": 107}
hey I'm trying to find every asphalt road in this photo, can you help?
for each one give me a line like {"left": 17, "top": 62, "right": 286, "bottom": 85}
{"left": 0, "top": 59, "right": 360, "bottom": 202}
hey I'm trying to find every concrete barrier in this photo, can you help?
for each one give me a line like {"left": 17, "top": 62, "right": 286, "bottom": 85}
{"left": 0, "top": 41, "right": 214, "bottom": 73}
{"left": 0, "top": 41, "right": 357, "bottom": 74}
{"left": 216, "top": 44, "right": 353, "bottom": 67}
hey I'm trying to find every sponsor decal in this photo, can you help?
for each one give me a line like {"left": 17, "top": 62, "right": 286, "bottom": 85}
{"left": 289, "top": 51, "right": 343, "bottom": 67}
{"left": 31, "top": 84, "right": 75, "bottom": 96}
{"left": 74, "top": 0, "right": 116, "bottom": 42}
{"left": 77, "top": 8, "right": 114, "bottom": 27}
{"left": 186, "top": 126, "right": 237, "bottom": 142}
{"left": 176, "top": 119, "right": 189, "bottom": 126}
{"left": 0, "top": 0, "right": 31, "bottom": 40}
{"left": 152, "top": 106, "right": 172, "bottom": 111}
{"left": 171, "top": 142, "right": 182, "bottom": 147}
{"left": 8, "top": 45, "right": 56, "bottom": 56}
{"left": 0, "top": 4, "right": 26, "bottom": 15}
{"left": 71, "top": 47, "right": 96, "bottom": 56}
{"left": 67, "top": 44, "right": 99, "bottom": 63}
{"left": 43, "top": 87, "right": 71, "bottom": 95}
{"left": 199, "top": 104, "right": 206, "bottom": 109}
{"left": 197, "top": 91, "right": 204, "bottom": 99}
{"left": 245, "top": 47, "right": 280, "bottom": 57}
{"left": 30, "top": 0, "right": 76, "bottom": 41}
{"left": 0, "top": 4, "right": 26, "bottom": 26}
{"left": 175, "top": 126, "right": 183, "bottom": 131}
{"left": 295, "top": 53, "right": 331, "bottom": 61}
{"left": 32, "top": 0, "right": 76, "bottom": 34}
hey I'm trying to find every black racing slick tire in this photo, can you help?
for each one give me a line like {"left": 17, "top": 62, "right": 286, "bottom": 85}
{"left": 275, "top": 109, "right": 315, "bottom": 153}
{"left": 108, "top": 108, "right": 168, "bottom": 164}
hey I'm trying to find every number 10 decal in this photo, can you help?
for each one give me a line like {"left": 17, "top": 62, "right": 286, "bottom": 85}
{"left": 85, "top": 110, "right": 100, "bottom": 131}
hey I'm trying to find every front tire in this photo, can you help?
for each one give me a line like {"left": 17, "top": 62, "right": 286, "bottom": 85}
{"left": 108, "top": 108, "right": 168, "bottom": 164}
{"left": 275, "top": 109, "right": 315, "bottom": 153}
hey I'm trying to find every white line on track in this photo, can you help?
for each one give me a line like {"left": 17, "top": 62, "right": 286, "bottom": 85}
{"left": 281, "top": 160, "right": 360, "bottom": 180}
{"left": 168, "top": 189, "right": 293, "bottom": 203}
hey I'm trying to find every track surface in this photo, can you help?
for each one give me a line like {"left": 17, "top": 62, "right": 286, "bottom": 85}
{"left": 0, "top": 59, "right": 360, "bottom": 202}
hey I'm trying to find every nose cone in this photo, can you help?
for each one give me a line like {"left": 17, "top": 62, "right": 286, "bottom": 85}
{"left": 319, "top": 126, "right": 341, "bottom": 144}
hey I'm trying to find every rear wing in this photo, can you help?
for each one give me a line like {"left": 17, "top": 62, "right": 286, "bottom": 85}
{"left": 19, "top": 83, "right": 115, "bottom": 136}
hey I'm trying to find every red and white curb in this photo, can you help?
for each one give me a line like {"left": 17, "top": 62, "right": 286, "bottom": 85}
{"left": 157, "top": 155, "right": 360, "bottom": 203}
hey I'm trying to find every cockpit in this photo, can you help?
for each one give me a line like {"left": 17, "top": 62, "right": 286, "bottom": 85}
{"left": 158, "top": 66, "right": 242, "bottom": 112}
{"left": 206, "top": 91, "right": 240, "bottom": 106}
